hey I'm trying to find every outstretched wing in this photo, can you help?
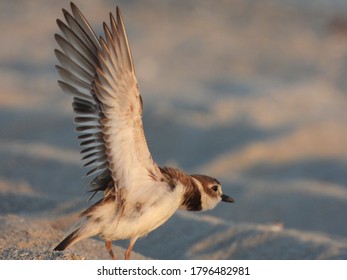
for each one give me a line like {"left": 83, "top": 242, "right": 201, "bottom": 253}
{"left": 55, "top": 3, "right": 159, "bottom": 196}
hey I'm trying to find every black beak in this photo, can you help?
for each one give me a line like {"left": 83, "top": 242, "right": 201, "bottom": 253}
{"left": 221, "top": 194, "right": 235, "bottom": 203}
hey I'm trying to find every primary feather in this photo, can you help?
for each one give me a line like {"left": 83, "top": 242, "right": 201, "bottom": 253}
{"left": 55, "top": 3, "right": 159, "bottom": 197}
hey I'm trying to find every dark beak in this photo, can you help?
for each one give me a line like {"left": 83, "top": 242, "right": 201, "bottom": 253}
{"left": 221, "top": 194, "right": 235, "bottom": 203}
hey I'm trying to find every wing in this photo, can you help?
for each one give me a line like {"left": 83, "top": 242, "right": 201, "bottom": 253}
{"left": 55, "top": 3, "right": 160, "bottom": 196}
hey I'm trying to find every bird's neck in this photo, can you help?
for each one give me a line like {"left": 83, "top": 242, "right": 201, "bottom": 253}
{"left": 160, "top": 166, "right": 202, "bottom": 211}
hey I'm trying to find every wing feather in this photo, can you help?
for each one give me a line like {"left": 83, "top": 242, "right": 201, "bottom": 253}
{"left": 56, "top": 19, "right": 98, "bottom": 64}
{"left": 56, "top": 3, "right": 109, "bottom": 194}
{"left": 55, "top": 34, "right": 95, "bottom": 75}
{"left": 55, "top": 49, "right": 94, "bottom": 82}
{"left": 58, "top": 80, "right": 93, "bottom": 101}
{"left": 56, "top": 65, "right": 92, "bottom": 91}
{"left": 70, "top": 3, "right": 101, "bottom": 51}
{"left": 55, "top": 3, "right": 159, "bottom": 196}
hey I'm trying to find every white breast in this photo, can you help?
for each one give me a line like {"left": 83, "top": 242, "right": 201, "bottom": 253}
{"left": 100, "top": 181, "right": 185, "bottom": 240}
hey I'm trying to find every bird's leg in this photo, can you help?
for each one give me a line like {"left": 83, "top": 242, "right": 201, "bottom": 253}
{"left": 124, "top": 237, "right": 137, "bottom": 260}
{"left": 105, "top": 240, "right": 117, "bottom": 260}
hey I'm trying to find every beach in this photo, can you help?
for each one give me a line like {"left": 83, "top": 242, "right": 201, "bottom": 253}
{"left": 1, "top": 0, "right": 347, "bottom": 259}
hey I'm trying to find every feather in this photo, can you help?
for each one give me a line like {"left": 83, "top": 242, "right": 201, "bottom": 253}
{"left": 58, "top": 80, "right": 93, "bottom": 100}
{"left": 55, "top": 49, "right": 93, "bottom": 82}
{"left": 55, "top": 34, "right": 95, "bottom": 75}
{"left": 70, "top": 2, "right": 101, "bottom": 51}
{"left": 55, "top": 3, "right": 160, "bottom": 197}
{"left": 81, "top": 145, "right": 105, "bottom": 155}
{"left": 56, "top": 65, "right": 91, "bottom": 91}
{"left": 56, "top": 19, "right": 98, "bottom": 64}
{"left": 85, "top": 162, "right": 108, "bottom": 177}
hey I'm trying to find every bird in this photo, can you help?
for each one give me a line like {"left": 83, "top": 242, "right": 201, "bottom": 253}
{"left": 53, "top": 2, "right": 235, "bottom": 260}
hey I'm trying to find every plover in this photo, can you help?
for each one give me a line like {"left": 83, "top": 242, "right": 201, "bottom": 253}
{"left": 53, "top": 2, "right": 234, "bottom": 259}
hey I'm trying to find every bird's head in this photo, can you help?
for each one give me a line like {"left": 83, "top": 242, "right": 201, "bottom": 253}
{"left": 190, "top": 174, "right": 234, "bottom": 211}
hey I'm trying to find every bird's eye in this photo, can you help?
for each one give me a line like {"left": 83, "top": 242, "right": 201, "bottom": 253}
{"left": 212, "top": 185, "right": 219, "bottom": 192}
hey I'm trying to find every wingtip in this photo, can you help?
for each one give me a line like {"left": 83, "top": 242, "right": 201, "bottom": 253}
{"left": 53, "top": 229, "right": 79, "bottom": 251}
{"left": 62, "top": 8, "right": 68, "bottom": 15}
{"left": 56, "top": 18, "right": 67, "bottom": 31}
{"left": 116, "top": 6, "right": 123, "bottom": 25}
{"left": 102, "top": 21, "right": 108, "bottom": 32}
{"left": 54, "top": 33, "right": 61, "bottom": 42}
{"left": 109, "top": 11, "right": 116, "bottom": 26}
{"left": 70, "top": 1, "right": 77, "bottom": 11}
{"left": 70, "top": 1, "right": 83, "bottom": 19}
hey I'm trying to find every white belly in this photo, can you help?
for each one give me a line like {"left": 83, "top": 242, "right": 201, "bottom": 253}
{"left": 99, "top": 186, "right": 183, "bottom": 241}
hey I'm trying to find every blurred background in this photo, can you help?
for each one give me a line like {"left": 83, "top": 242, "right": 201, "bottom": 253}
{"left": 1, "top": 0, "right": 347, "bottom": 259}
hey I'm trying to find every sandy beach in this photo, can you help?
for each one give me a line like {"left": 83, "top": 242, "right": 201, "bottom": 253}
{"left": 1, "top": 0, "right": 347, "bottom": 259}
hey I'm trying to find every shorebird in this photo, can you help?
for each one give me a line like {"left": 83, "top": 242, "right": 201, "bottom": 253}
{"left": 53, "top": 2, "right": 234, "bottom": 260}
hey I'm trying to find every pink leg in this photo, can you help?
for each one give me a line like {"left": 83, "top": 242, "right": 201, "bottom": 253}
{"left": 105, "top": 240, "right": 117, "bottom": 260}
{"left": 124, "top": 237, "right": 137, "bottom": 260}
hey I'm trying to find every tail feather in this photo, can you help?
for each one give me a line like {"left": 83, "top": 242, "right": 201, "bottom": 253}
{"left": 53, "top": 229, "right": 80, "bottom": 251}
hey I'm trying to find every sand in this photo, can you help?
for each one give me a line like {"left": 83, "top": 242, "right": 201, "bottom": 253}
{"left": 1, "top": 0, "right": 347, "bottom": 259}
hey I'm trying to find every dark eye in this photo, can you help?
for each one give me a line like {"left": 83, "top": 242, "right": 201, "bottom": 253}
{"left": 212, "top": 185, "right": 219, "bottom": 192}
